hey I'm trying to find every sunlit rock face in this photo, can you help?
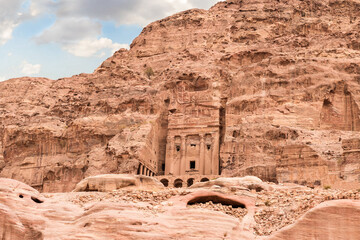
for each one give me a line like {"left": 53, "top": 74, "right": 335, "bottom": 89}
{"left": 2, "top": 0, "right": 360, "bottom": 191}
{"left": 2, "top": 177, "right": 360, "bottom": 240}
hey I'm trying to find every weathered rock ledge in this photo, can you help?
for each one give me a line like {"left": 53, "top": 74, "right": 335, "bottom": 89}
{"left": 1, "top": 176, "right": 360, "bottom": 239}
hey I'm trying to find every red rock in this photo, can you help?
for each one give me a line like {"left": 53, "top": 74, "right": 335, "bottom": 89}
{"left": 267, "top": 200, "right": 360, "bottom": 240}
{"left": 0, "top": 0, "right": 359, "bottom": 194}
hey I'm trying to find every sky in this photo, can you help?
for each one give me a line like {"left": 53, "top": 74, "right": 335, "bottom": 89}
{"left": 0, "top": 0, "right": 220, "bottom": 81}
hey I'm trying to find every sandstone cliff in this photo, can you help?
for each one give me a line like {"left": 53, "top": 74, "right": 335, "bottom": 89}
{"left": 1, "top": 0, "right": 360, "bottom": 191}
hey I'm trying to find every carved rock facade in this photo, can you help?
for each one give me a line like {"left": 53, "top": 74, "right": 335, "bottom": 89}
{"left": 2, "top": 0, "right": 360, "bottom": 190}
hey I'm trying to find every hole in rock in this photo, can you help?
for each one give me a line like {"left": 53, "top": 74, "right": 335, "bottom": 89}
{"left": 190, "top": 161, "right": 196, "bottom": 169}
{"left": 31, "top": 196, "right": 44, "bottom": 204}
{"left": 187, "top": 195, "right": 246, "bottom": 209}
{"left": 233, "top": 131, "right": 239, "bottom": 138}
{"left": 174, "top": 179, "right": 183, "bottom": 188}
{"left": 19, "top": 194, "right": 24, "bottom": 198}
{"left": 137, "top": 164, "right": 141, "bottom": 175}
{"left": 160, "top": 178, "right": 169, "bottom": 187}
{"left": 314, "top": 180, "right": 321, "bottom": 186}
{"left": 248, "top": 184, "right": 264, "bottom": 192}
{"left": 200, "top": 178, "right": 209, "bottom": 182}
{"left": 207, "top": 145, "right": 211, "bottom": 150}
{"left": 84, "top": 222, "right": 92, "bottom": 228}
{"left": 187, "top": 178, "right": 195, "bottom": 187}
{"left": 323, "top": 99, "right": 332, "bottom": 106}
{"left": 176, "top": 146, "right": 181, "bottom": 152}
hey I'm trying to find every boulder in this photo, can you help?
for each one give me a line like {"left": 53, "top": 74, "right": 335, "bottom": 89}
{"left": 267, "top": 200, "right": 360, "bottom": 240}
{"left": 190, "top": 176, "right": 271, "bottom": 192}
{"left": 73, "top": 174, "right": 164, "bottom": 192}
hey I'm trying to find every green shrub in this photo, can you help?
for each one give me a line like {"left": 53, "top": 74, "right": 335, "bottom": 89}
{"left": 324, "top": 185, "right": 331, "bottom": 190}
{"left": 145, "top": 67, "right": 154, "bottom": 78}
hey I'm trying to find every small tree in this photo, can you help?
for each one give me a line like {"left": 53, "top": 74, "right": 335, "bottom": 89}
{"left": 145, "top": 67, "right": 154, "bottom": 79}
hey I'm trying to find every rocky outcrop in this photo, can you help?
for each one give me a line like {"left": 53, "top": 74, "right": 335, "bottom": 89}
{"left": 2, "top": 177, "right": 360, "bottom": 239}
{"left": 0, "top": 178, "right": 254, "bottom": 240}
{"left": 320, "top": 81, "right": 360, "bottom": 131}
{"left": 73, "top": 174, "right": 164, "bottom": 192}
{"left": 267, "top": 200, "right": 360, "bottom": 240}
{"left": 2, "top": 0, "right": 360, "bottom": 191}
{"left": 190, "top": 176, "right": 270, "bottom": 191}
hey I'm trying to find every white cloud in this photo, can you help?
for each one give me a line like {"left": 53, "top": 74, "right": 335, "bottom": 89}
{"left": 33, "top": 0, "right": 220, "bottom": 57}
{"left": 36, "top": 17, "right": 128, "bottom": 57}
{"left": 31, "top": 0, "right": 220, "bottom": 26}
{"left": 29, "top": 0, "right": 55, "bottom": 17}
{"left": 0, "top": 0, "right": 26, "bottom": 45}
{"left": 52, "top": 0, "right": 219, "bottom": 26}
{"left": 21, "top": 61, "right": 41, "bottom": 75}
{"left": 7, "top": 52, "right": 12, "bottom": 56}
{"left": 0, "top": 76, "right": 6, "bottom": 82}
{"left": 63, "top": 38, "right": 129, "bottom": 57}
{"left": 0, "top": 21, "right": 17, "bottom": 45}
{"left": 37, "top": 17, "right": 102, "bottom": 44}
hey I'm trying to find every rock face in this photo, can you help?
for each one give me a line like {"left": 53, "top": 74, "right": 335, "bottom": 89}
{"left": 2, "top": 0, "right": 360, "bottom": 191}
{"left": 73, "top": 174, "right": 164, "bottom": 192}
{"left": 2, "top": 177, "right": 360, "bottom": 240}
{"left": 0, "top": 178, "right": 254, "bottom": 240}
{"left": 267, "top": 200, "right": 360, "bottom": 240}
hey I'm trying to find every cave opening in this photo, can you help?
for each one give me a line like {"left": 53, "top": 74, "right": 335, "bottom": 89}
{"left": 187, "top": 195, "right": 246, "bottom": 209}
{"left": 160, "top": 178, "right": 169, "bottom": 187}
{"left": 190, "top": 161, "right": 196, "bottom": 169}
{"left": 31, "top": 196, "right": 44, "bottom": 204}
{"left": 174, "top": 179, "right": 183, "bottom": 188}
{"left": 200, "top": 178, "right": 209, "bottom": 182}
{"left": 323, "top": 98, "right": 332, "bottom": 106}
{"left": 187, "top": 178, "right": 195, "bottom": 187}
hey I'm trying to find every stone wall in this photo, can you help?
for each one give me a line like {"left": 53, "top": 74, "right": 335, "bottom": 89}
{"left": 320, "top": 81, "right": 360, "bottom": 131}
{"left": 341, "top": 139, "right": 360, "bottom": 182}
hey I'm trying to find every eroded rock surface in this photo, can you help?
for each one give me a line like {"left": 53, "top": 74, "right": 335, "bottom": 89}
{"left": 1, "top": 177, "right": 360, "bottom": 240}
{"left": 1, "top": 0, "right": 360, "bottom": 192}
{"left": 73, "top": 174, "right": 164, "bottom": 192}
{"left": 267, "top": 200, "right": 360, "bottom": 240}
{"left": 0, "top": 178, "right": 254, "bottom": 240}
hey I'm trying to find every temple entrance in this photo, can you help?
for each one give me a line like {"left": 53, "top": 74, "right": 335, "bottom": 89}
{"left": 174, "top": 179, "right": 183, "bottom": 188}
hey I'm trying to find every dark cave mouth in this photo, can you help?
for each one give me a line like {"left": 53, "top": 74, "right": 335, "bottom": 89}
{"left": 187, "top": 195, "right": 246, "bottom": 209}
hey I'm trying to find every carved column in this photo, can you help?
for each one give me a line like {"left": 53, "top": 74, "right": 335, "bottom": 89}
{"left": 180, "top": 135, "right": 186, "bottom": 175}
{"left": 138, "top": 163, "right": 142, "bottom": 175}
{"left": 212, "top": 132, "right": 220, "bottom": 175}
{"left": 165, "top": 136, "right": 174, "bottom": 175}
{"left": 205, "top": 134, "right": 212, "bottom": 175}
{"left": 142, "top": 165, "right": 145, "bottom": 175}
{"left": 199, "top": 134, "right": 205, "bottom": 175}
{"left": 0, "top": 141, "right": 4, "bottom": 163}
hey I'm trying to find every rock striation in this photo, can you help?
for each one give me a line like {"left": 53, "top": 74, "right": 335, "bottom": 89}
{"left": 73, "top": 174, "right": 164, "bottom": 192}
{"left": 1, "top": 177, "right": 360, "bottom": 239}
{"left": 267, "top": 200, "right": 360, "bottom": 240}
{"left": 1, "top": 0, "right": 360, "bottom": 191}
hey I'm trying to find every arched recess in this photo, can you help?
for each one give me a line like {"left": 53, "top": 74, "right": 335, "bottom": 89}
{"left": 200, "top": 178, "right": 209, "bottom": 182}
{"left": 187, "top": 178, "right": 195, "bottom": 187}
{"left": 187, "top": 194, "right": 246, "bottom": 209}
{"left": 160, "top": 179, "right": 169, "bottom": 187}
{"left": 174, "top": 179, "right": 183, "bottom": 188}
